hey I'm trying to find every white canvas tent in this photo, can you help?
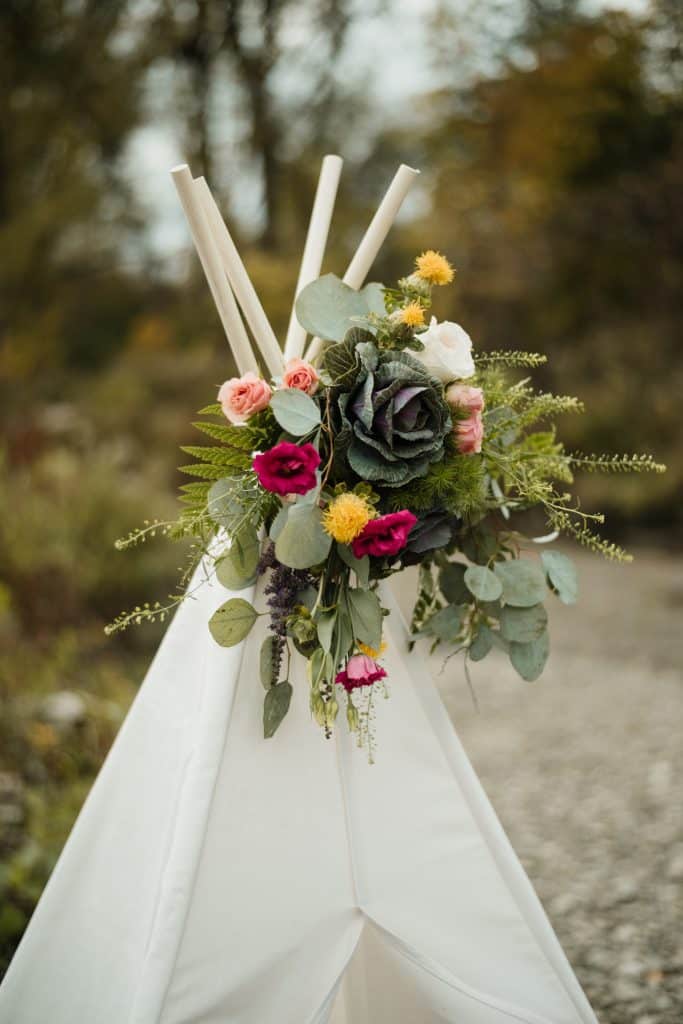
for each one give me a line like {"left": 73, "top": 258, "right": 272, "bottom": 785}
{"left": 0, "top": 159, "right": 600, "bottom": 1024}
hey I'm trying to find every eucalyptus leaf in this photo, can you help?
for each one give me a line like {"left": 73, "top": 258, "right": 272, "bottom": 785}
{"left": 494, "top": 559, "right": 547, "bottom": 608}
{"left": 509, "top": 630, "right": 550, "bottom": 681}
{"left": 439, "top": 562, "right": 469, "bottom": 604}
{"left": 469, "top": 624, "right": 494, "bottom": 662}
{"left": 208, "top": 598, "right": 257, "bottom": 647}
{"left": 500, "top": 603, "right": 548, "bottom": 644}
{"left": 275, "top": 505, "right": 331, "bottom": 569}
{"left": 347, "top": 588, "right": 383, "bottom": 651}
{"left": 541, "top": 551, "right": 578, "bottom": 605}
{"left": 263, "top": 682, "right": 293, "bottom": 738}
{"left": 270, "top": 388, "right": 321, "bottom": 436}
{"left": 315, "top": 608, "right": 336, "bottom": 653}
{"left": 215, "top": 528, "right": 259, "bottom": 590}
{"left": 259, "top": 635, "right": 278, "bottom": 689}
{"left": 269, "top": 504, "right": 289, "bottom": 541}
{"left": 464, "top": 565, "right": 503, "bottom": 602}
{"left": 207, "top": 476, "right": 242, "bottom": 531}
{"left": 295, "top": 273, "right": 384, "bottom": 342}
{"left": 423, "top": 604, "right": 466, "bottom": 643}
{"left": 336, "top": 543, "right": 370, "bottom": 588}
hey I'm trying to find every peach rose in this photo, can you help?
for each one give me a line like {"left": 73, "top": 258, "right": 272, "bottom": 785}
{"left": 218, "top": 372, "right": 272, "bottom": 424}
{"left": 455, "top": 412, "right": 484, "bottom": 455}
{"left": 445, "top": 383, "right": 484, "bottom": 415}
{"left": 282, "top": 357, "right": 319, "bottom": 396}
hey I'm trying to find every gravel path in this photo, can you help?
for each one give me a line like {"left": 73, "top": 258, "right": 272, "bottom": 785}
{"left": 404, "top": 547, "right": 683, "bottom": 1023}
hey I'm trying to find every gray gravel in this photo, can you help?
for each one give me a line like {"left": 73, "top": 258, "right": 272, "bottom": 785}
{"left": 402, "top": 547, "right": 683, "bottom": 1023}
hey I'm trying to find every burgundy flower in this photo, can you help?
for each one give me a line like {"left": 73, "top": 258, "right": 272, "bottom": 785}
{"left": 335, "top": 654, "right": 387, "bottom": 693}
{"left": 351, "top": 509, "right": 418, "bottom": 559}
{"left": 252, "top": 441, "right": 320, "bottom": 496}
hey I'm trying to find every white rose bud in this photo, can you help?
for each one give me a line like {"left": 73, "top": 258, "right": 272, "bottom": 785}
{"left": 413, "top": 316, "right": 475, "bottom": 382}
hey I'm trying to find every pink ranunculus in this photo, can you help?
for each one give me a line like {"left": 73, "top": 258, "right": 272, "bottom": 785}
{"left": 351, "top": 509, "right": 418, "bottom": 559}
{"left": 335, "top": 654, "right": 387, "bottom": 693}
{"left": 252, "top": 441, "right": 320, "bottom": 496}
{"left": 455, "top": 412, "right": 484, "bottom": 454}
{"left": 218, "top": 372, "right": 272, "bottom": 424}
{"left": 282, "top": 357, "right": 319, "bottom": 396}
{"left": 445, "top": 383, "right": 485, "bottom": 416}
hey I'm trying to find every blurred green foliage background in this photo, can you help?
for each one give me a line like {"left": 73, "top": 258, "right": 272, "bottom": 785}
{"left": 0, "top": 0, "right": 681, "bottom": 973}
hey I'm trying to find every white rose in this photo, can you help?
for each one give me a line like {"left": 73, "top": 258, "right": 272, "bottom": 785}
{"left": 413, "top": 317, "right": 475, "bottom": 382}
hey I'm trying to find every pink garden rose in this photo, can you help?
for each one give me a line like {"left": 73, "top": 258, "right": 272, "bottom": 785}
{"left": 282, "top": 357, "right": 319, "bottom": 395}
{"left": 445, "top": 383, "right": 484, "bottom": 415}
{"left": 351, "top": 510, "right": 418, "bottom": 559}
{"left": 455, "top": 413, "right": 484, "bottom": 454}
{"left": 252, "top": 441, "right": 320, "bottom": 496}
{"left": 335, "top": 654, "right": 387, "bottom": 693}
{"left": 218, "top": 372, "right": 272, "bottom": 424}
{"left": 446, "top": 383, "right": 485, "bottom": 455}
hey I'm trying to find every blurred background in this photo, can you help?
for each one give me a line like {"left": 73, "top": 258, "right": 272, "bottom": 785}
{"left": 0, "top": 0, "right": 681, "bottom": 1019}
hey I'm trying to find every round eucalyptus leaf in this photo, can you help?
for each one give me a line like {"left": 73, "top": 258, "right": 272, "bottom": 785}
{"left": 494, "top": 559, "right": 547, "bottom": 608}
{"left": 500, "top": 603, "right": 548, "bottom": 644}
{"left": 424, "top": 604, "right": 466, "bottom": 643}
{"left": 509, "top": 630, "right": 550, "bottom": 681}
{"left": 541, "top": 551, "right": 578, "bottom": 605}
{"left": 215, "top": 528, "right": 259, "bottom": 591}
{"left": 208, "top": 598, "right": 257, "bottom": 648}
{"left": 464, "top": 565, "right": 503, "bottom": 602}
{"left": 275, "top": 505, "right": 331, "bottom": 569}
{"left": 270, "top": 388, "right": 321, "bottom": 436}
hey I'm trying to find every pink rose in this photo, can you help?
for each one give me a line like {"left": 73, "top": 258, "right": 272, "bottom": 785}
{"left": 445, "top": 383, "right": 485, "bottom": 415}
{"left": 252, "top": 441, "right": 320, "bottom": 496}
{"left": 335, "top": 654, "right": 387, "bottom": 693}
{"left": 218, "top": 372, "right": 272, "bottom": 424}
{"left": 282, "top": 358, "right": 319, "bottom": 396}
{"left": 351, "top": 510, "right": 418, "bottom": 559}
{"left": 455, "top": 412, "right": 484, "bottom": 454}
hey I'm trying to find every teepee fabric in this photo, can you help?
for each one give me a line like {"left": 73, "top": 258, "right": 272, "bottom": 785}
{"left": 0, "top": 559, "right": 598, "bottom": 1024}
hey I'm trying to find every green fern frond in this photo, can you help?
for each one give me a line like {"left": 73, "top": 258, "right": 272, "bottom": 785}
{"left": 178, "top": 463, "right": 231, "bottom": 479}
{"left": 568, "top": 452, "right": 666, "bottom": 474}
{"left": 475, "top": 351, "right": 547, "bottom": 368}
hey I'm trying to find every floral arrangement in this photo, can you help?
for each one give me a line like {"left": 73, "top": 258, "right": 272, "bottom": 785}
{"left": 109, "top": 251, "right": 664, "bottom": 752}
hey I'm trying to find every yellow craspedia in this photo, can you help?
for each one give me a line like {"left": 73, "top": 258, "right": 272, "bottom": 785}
{"left": 358, "top": 640, "right": 387, "bottom": 659}
{"left": 400, "top": 302, "right": 426, "bottom": 328}
{"left": 322, "top": 492, "right": 374, "bottom": 543}
{"left": 415, "top": 250, "right": 455, "bottom": 286}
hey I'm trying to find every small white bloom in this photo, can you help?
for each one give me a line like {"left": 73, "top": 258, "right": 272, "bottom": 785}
{"left": 413, "top": 316, "right": 475, "bottom": 382}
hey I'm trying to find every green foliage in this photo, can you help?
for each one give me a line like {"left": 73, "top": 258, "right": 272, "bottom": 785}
{"left": 295, "top": 274, "right": 385, "bottom": 342}
{"left": 208, "top": 598, "right": 258, "bottom": 647}
{"left": 263, "top": 682, "right": 293, "bottom": 738}
{"left": 386, "top": 444, "right": 487, "bottom": 517}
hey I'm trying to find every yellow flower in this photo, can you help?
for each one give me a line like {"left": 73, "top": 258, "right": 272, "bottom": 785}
{"left": 414, "top": 250, "right": 455, "bottom": 286}
{"left": 400, "top": 302, "right": 426, "bottom": 328}
{"left": 322, "top": 492, "right": 374, "bottom": 543}
{"left": 358, "top": 639, "right": 387, "bottom": 659}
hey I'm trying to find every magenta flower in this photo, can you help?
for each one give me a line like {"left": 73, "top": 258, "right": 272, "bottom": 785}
{"left": 252, "top": 441, "right": 320, "bottom": 496}
{"left": 335, "top": 654, "right": 387, "bottom": 693}
{"left": 351, "top": 510, "right": 418, "bottom": 559}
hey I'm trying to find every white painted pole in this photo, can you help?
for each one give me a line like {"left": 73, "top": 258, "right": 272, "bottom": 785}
{"left": 306, "top": 163, "right": 420, "bottom": 362}
{"left": 283, "top": 154, "right": 343, "bottom": 362}
{"left": 171, "top": 164, "right": 257, "bottom": 376}
{"left": 194, "top": 177, "right": 283, "bottom": 378}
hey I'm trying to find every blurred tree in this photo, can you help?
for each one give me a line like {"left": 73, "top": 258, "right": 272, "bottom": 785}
{"left": 0, "top": 0, "right": 163, "bottom": 373}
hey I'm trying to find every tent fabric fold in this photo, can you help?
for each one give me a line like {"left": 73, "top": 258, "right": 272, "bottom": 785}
{"left": 0, "top": 564, "right": 599, "bottom": 1024}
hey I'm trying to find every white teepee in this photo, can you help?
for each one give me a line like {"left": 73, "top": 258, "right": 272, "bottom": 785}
{"left": 0, "top": 159, "right": 600, "bottom": 1024}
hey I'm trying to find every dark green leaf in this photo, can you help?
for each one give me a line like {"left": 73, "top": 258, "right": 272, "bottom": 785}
{"left": 469, "top": 624, "right": 494, "bottom": 661}
{"left": 423, "top": 604, "right": 466, "bottom": 642}
{"left": 347, "top": 588, "right": 383, "bottom": 651}
{"left": 439, "top": 562, "right": 469, "bottom": 604}
{"left": 263, "top": 682, "right": 293, "bottom": 738}
{"left": 336, "top": 543, "right": 370, "bottom": 587}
